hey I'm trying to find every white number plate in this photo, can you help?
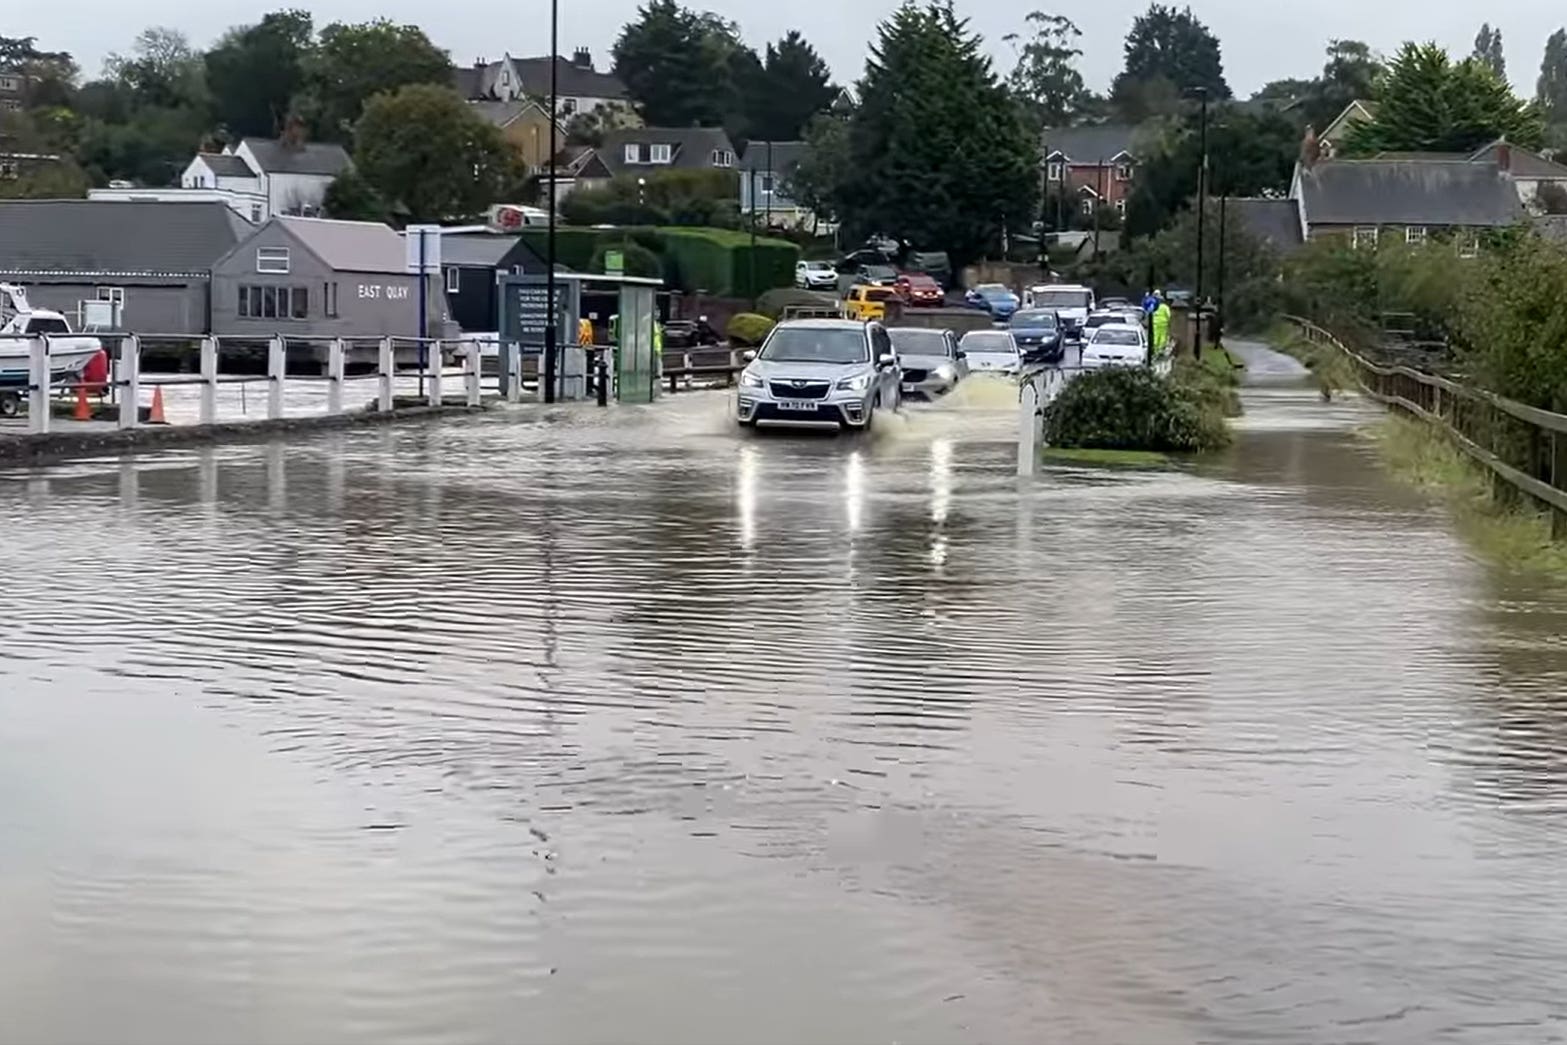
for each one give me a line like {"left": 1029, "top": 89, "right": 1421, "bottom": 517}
{"left": 777, "top": 399, "right": 818, "bottom": 412}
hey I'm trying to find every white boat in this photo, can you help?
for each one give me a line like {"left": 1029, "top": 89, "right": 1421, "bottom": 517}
{"left": 0, "top": 283, "right": 103, "bottom": 385}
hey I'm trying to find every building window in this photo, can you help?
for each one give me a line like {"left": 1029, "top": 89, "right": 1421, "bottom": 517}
{"left": 1115, "top": 163, "right": 1134, "bottom": 181}
{"left": 650, "top": 143, "right": 672, "bottom": 164}
{"left": 1080, "top": 198, "right": 1095, "bottom": 215}
{"left": 324, "top": 281, "right": 340, "bottom": 318}
{"left": 1047, "top": 161, "right": 1064, "bottom": 182}
{"left": 760, "top": 174, "right": 774, "bottom": 193}
{"left": 0, "top": 76, "right": 19, "bottom": 91}
{"left": 446, "top": 266, "right": 461, "bottom": 293}
{"left": 711, "top": 149, "right": 735, "bottom": 168}
{"left": 1352, "top": 226, "right": 1379, "bottom": 250}
{"left": 238, "top": 285, "right": 308, "bottom": 320}
{"left": 1459, "top": 233, "right": 1481, "bottom": 259}
{"left": 250, "top": 203, "right": 263, "bottom": 223}
{"left": 1114, "top": 199, "right": 1127, "bottom": 216}
{"left": 256, "top": 247, "right": 291, "bottom": 274}
{"left": 561, "top": 98, "right": 578, "bottom": 115}
{"left": 0, "top": 99, "right": 20, "bottom": 112}
{"left": 624, "top": 143, "right": 641, "bottom": 164}
{"left": 1405, "top": 226, "right": 1428, "bottom": 247}
{"left": 0, "top": 160, "right": 16, "bottom": 180}
{"left": 96, "top": 287, "right": 125, "bottom": 306}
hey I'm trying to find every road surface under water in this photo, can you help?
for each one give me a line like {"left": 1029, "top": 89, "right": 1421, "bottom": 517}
{"left": 3, "top": 342, "right": 1567, "bottom": 1044}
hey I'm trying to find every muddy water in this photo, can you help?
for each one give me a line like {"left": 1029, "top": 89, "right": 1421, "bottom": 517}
{"left": 3, "top": 350, "right": 1567, "bottom": 1044}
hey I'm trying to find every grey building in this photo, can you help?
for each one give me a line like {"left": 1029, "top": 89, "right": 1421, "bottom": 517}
{"left": 594, "top": 126, "right": 738, "bottom": 178}
{"left": 739, "top": 141, "right": 812, "bottom": 228}
{"left": 0, "top": 199, "right": 252, "bottom": 332}
{"left": 211, "top": 216, "right": 450, "bottom": 339}
{"left": 1290, "top": 158, "right": 1524, "bottom": 250}
{"left": 436, "top": 232, "right": 547, "bottom": 333}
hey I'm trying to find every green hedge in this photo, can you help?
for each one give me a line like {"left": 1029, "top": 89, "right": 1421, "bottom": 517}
{"left": 518, "top": 225, "right": 800, "bottom": 297}
{"left": 518, "top": 227, "right": 602, "bottom": 272}
{"left": 726, "top": 312, "right": 775, "bottom": 347}
{"left": 1043, "top": 366, "right": 1231, "bottom": 453}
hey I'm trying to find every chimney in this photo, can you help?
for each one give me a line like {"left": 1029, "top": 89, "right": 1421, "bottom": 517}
{"left": 572, "top": 47, "right": 592, "bottom": 70}
{"left": 1300, "top": 125, "right": 1320, "bottom": 169}
{"left": 1496, "top": 139, "right": 1512, "bottom": 173}
{"left": 280, "top": 113, "right": 306, "bottom": 150}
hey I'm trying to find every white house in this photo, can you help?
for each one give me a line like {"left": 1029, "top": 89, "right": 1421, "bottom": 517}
{"left": 92, "top": 136, "right": 352, "bottom": 223}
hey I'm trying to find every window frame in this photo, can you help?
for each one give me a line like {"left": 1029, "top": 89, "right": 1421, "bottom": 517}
{"left": 445, "top": 266, "right": 461, "bottom": 293}
{"left": 649, "top": 143, "right": 672, "bottom": 164}
{"left": 1405, "top": 226, "right": 1428, "bottom": 247}
{"left": 1046, "top": 161, "right": 1064, "bottom": 182}
{"left": 1458, "top": 232, "right": 1481, "bottom": 259}
{"left": 0, "top": 76, "right": 20, "bottom": 92}
{"left": 289, "top": 285, "right": 308, "bottom": 320}
{"left": 325, "top": 281, "right": 340, "bottom": 318}
{"left": 1114, "top": 198, "right": 1127, "bottom": 216}
{"left": 624, "top": 143, "right": 641, "bottom": 165}
{"left": 1115, "top": 163, "right": 1134, "bottom": 181}
{"left": 256, "top": 246, "right": 291, "bottom": 274}
{"left": 1352, "top": 226, "right": 1380, "bottom": 251}
{"left": 96, "top": 286, "right": 125, "bottom": 306}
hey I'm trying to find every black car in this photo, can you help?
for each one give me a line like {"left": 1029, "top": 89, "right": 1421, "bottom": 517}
{"left": 1007, "top": 309, "right": 1065, "bottom": 363}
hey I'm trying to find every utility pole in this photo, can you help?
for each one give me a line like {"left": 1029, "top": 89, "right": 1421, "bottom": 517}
{"left": 543, "top": 0, "right": 560, "bottom": 404}
{"left": 1193, "top": 87, "right": 1209, "bottom": 355}
{"left": 764, "top": 140, "right": 773, "bottom": 231}
{"left": 748, "top": 165, "right": 758, "bottom": 308}
{"left": 1215, "top": 190, "right": 1228, "bottom": 350}
{"left": 1094, "top": 156, "right": 1105, "bottom": 259}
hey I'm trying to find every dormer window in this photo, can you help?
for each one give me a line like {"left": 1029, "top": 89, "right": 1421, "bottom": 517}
{"left": 650, "top": 143, "right": 672, "bottom": 164}
{"left": 624, "top": 143, "right": 641, "bottom": 164}
{"left": 712, "top": 149, "right": 735, "bottom": 168}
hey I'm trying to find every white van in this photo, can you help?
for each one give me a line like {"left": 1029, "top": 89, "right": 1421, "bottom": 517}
{"left": 1023, "top": 284, "right": 1095, "bottom": 343}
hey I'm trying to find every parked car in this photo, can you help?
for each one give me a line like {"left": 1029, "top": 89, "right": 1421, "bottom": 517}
{"left": 795, "top": 259, "right": 839, "bottom": 290}
{"left": 736, "top": 319, "right": 902, "bottom": 431}
{"left": 895, "top": 273, "right": 944, "bottom": 308}
{"left": 888, "top": 327, "right": 965, "bottom": 399}
{"left": 958, "top": 329, "right": 1022, "bottom": 375}
{"left": 905, "top": 250, "right": 952, "bottom": 288}
{"left": 1081, "top": 324, "right": 1149, "bottom": 369}
{"left": 855, "top": 264, "right": 900, "bottom": 287}
{"left": 1022, "top": 284, "right": 1094, "bottom": 342}
{"left": 964, "top": 283, "right": 1020, "bottom": 320}
{"left": 1007, "top": 309, "right": 1065, "bottom": 363}
{"left": 844, "top": 284, "right": 897, "bottom": 322}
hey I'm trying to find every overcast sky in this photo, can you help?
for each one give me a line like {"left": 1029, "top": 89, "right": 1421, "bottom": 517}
{"left": 14, "top": 0, "right": 1562, "bottom": 99}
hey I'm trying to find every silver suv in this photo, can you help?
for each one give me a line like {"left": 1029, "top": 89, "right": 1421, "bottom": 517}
{"left": 736, "top": 319, "right": 902, "bottom": 431}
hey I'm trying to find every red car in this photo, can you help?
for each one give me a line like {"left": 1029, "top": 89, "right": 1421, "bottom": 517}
{"left": 896, "top": 273, "right": 944, "bottom": 307}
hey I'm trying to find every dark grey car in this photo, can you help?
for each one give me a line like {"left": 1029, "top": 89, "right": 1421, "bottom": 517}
{"left": 887, "top": 327, "right": 965, "bottom": 399}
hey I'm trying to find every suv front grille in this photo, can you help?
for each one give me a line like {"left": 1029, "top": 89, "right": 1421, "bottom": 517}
{"left": 902, "top": 368, "right": 929, "bottom": 383}
{"left": 769, "top": 380, "right": 831, "bottom": 400}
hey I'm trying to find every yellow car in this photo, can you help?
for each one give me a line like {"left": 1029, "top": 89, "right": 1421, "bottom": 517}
{"left": 844, "top": 284, "right": 897, "bottom": 322}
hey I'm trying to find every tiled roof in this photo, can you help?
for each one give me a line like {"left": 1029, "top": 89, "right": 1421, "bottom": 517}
{"left": 239, "top": 138, "right": 352, "bottom": 177}
{"left": 595, "top": 127, "right": 737, "bottom": 178}
{"left": 740, "top": 141, "right": 806, "bottom": 173}
{"left": 275, "top": 217, "right": 404, "bottom": 273}
{"left": 1297, "top": 160, "right": 1524, "bottom": 227}
{"left": 0, "top": 199, "right": 252, "bottom": 276}
{"left": 1042, "top": 125, "right": 1143, "bottom": 163}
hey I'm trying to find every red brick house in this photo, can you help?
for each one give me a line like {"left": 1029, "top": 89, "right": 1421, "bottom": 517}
{"left": 1041, "top": 125, "right": 1143, "bottom": 221}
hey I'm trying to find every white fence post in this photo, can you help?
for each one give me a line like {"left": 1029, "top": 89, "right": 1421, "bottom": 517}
{"left": 505, "top": 342, "right": 522, "bottom": 404}
{"left": 327, "top": 338, "right": 345, "bottom": 415}
{"left": 118, "top": 335, "right": 140, "bottom": 430}
{"left": 465, "top": 341, "right": 481, "bottom": 407}
{"left": 199, "top": 336, "right": 218, "bottom": 425}
{"left": 267, "top": 336, "right": 285, "bottom": 420}
{"left": 378, "top": 337, "right": 395, "bottom": 412}
{"left": 427, "top": 339, "right": 442, "bottom": 408}
{"left": 27, "top": 336, "right": 49, "bottom": 435}
{"left": 1017, "top": 377, "right": 1040, "bottom": 477}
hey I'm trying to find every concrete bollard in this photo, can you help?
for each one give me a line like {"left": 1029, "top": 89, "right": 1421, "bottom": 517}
{"left": 199, "top": 337, "right": 218, "bottom": 425}
{"left": 505, "top": 342, "right": 522, "bottom": 404}
{"left": 427, "top": 340, "right": 442, "bottom": 408}
{"left": 464, "top": 341, "right": 481, "bottom": 407}
{"left": 1017, "top": 378, "right": 1040, "bottom": 476}
{"left": 267, "top": 336, "right": 285, "bottom": 420}
{"left": 326, "top": 339, "right": 345, "bottom": 415}
{"left": 28, "top": 336, "right": 49, "bottom": 436}
{"left": 377, "top": 337, "right": 394, "bottom": 412}
{"left": 118, "top": 335, "right": 141, "bottom": 430}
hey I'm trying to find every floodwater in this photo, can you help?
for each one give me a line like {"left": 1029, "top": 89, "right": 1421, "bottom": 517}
{"left": 4, "top": 343, "right": 1567, "bottom": 1044}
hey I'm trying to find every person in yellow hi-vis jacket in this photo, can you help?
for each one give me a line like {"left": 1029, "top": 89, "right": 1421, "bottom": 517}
{"left": 1151, "top": 292, "right": 1172, "bottom": 356}
{"left": 577, "top": 317, "right": 593, "bottom": 346}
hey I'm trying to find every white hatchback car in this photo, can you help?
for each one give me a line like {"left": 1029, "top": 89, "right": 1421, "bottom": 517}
{"left": 958, "top": 329, "right": 1022, "bottom": 375}
{"left": 795, "top": 259, "right": 840, "bottom": 290}
{"left": 1081, "top": 324, "right": 1149, "bottom": 369}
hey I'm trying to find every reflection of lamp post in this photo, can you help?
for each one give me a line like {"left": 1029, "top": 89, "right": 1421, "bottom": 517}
{"left": 543, "top": 0, "right": 560, "bottom": 404}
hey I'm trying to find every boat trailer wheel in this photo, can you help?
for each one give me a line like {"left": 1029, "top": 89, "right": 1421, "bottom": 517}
{"left": 0, "top": 392, "right": 20, "bottom": 418}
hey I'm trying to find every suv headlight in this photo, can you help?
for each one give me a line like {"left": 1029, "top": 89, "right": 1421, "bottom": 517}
{"left": 934, "top": 364, "right": 957, "bottom": 381}
{"left": 739, "top": 369, "right": 765, "bottom": 389}
{"left": 836, "top": 372, "right": 872, "bottom": 392}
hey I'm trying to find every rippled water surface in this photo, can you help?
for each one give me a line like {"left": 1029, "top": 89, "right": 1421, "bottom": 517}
{"left": 5, "top": 347, "right": 1567, "bottom": 1044}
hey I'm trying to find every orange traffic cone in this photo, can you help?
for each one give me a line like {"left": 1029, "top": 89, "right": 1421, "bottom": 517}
{"left": 148, "top": 385, "right": 167, "bottom": 425}
{"left": 73, "top": 383, "right": 91, "bottom": 421}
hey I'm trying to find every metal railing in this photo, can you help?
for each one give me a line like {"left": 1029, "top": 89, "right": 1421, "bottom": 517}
{"left": 660, "top": 347, "right": 747, "bottom": 392}
{"left": 0, "top": 334, "right": 532, "bottom": 436}
{"left": 1284, "top": 315, "right": 1567, "bottom": 533}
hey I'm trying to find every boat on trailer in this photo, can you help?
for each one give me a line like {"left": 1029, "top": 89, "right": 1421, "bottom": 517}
{"left": 0, "top": 283, "right": 104, "bottom": 416}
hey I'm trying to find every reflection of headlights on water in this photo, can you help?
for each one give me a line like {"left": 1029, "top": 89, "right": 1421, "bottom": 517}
{"left": 739, "top": 369, "right": 765, "bottom": 389}
{"left": 837, "top": 372, "right": 872, "bottom": 392}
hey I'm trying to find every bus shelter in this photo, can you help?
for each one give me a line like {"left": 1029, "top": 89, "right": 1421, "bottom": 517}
{"left": 497, "top": 272, "right": 662, "bottom": 403}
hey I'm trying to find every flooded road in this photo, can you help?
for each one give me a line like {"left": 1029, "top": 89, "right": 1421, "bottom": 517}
{"left": 4, "top": 349, "right": 1567, "bottom": 1044}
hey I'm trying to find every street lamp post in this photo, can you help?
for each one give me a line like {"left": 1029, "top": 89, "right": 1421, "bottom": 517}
{"left": 543, "top": 0, "right": 560, "bottom": 404}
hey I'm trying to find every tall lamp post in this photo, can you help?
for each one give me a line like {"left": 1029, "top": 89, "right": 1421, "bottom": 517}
{"left": 543, "top": 0, "right": 560, "bottom": 404}
{"left": 1189, "top": 86, "right": 1210, "bottom": 360}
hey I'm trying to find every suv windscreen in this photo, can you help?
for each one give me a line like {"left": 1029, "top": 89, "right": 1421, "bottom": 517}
{"left": 888, "top": 329, "right": 952, "bottom": 356}
{"left": 1035, "top": 289, "right": 1092, "bottom": 310}
{"left": 759, "top": 328, "right": 869, "bottom": 364}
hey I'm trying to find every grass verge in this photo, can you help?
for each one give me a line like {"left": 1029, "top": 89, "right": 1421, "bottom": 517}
{"left": 1042, "top": 447, "right": 1170, "bottom": 468}
{"left": 1264, "top": 320, "right": 1358, "bottom": 397}
{"left": 1366, "top": 414, "right": 1567, "bottom": 577}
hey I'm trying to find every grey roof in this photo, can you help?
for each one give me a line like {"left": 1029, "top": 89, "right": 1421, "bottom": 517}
{"left": 0, "top": 199, "right": 252, "bottom": 276}
{"left": 469, "top": 99, "right": 533, "bottom": 128}
{"left": 1298, "top": 160, "right": 1525, "bottom": 227}
{"left": 740, "top": 141, "right": 806, "bottom": 173}
{"left": 1042, "top": 124, "right": 1143, "bottom": 163}
{"left": 596, "top": 127, "right": 737, "bottom": 178}
{"left": 275, "top": 217, "right": 404, "bottom": 273}
{"left": 1227, "top": 197, "right": 1303, "bottom": 252}
{"left": 239, "top": 138, "right": 352, "bottom": 177}
{"left": 454, "top": 65, "right": 484, "bottom": 99}
{"left": 437, "top": 232, "right": 542, "bottom": 268}
{"left": 196, "top": 153, "right": 257, "bottom": 178}
{"left": 512, "top": 56, "right": 627, "bottom": 101}
{"left": 1470, "top": 140, "right": 1567, "bottom": 179}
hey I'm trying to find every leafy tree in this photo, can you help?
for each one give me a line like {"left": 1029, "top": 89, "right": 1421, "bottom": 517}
{"left": 1302, "top": 39, "right": 1382, "bottom": 131}
{"left": 1110, "top": 3, "right": 1229, "bottom": 119}
{"left": 1251, "top": 77, "right": 1315, "bottom": 110}
{"left": 836, "top": 2, "right": 1036, "bottom": 265}
{"left": 1344, "top": 43, "right": 1544, "bottom": 155}
{"left": 323, "top": 168, "right": 391, "bottom": 222}
{"left": 303, "top": 20, "right": 452, "bottom": 141}
{"left": 104, "top": 28, "right": 207, "bottom": 112}
{"left": 741, "top": 31, "right": 837, "bottom": 142}
{"left": 353, "top": 84, "right": 522, "bottom": 223}
{"left": 564, "top": 101, "right": 640, "bottom": 147}
{"left": 1003, "top": 11, "right": 1090, "bottom": 131}
{"left": 1123, "top": 106, "right": 1297, "bottom": 239}
{"left": 0, "top": 111, "right": 89, "bottom": 198}
{"left": 612, "top": 0, "right": 749, "bottom": 128}
{"left": 1537, "top": 29, "right": 1567, "bottom": 122}
{"left": 786, "top": 110, "right": 850, "bottom": 226}
{"left": 77, "top": 105, "right": 208, "bottom": 185}
{"left": 204, "top": 9, "right": 314, "bottom": 138}
{"left": 561, "top": 169, "right": 739, "bottom": 227}
{"left": 1473, "top": 23, "right": 1506, "bottom": 82}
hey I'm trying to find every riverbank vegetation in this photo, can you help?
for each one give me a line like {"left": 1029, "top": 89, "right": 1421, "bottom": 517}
{"left": 1042, "top": 366, "right": 1231, "bottom": 454}
{"left": 1366, "top": 416, "right": 1567, "bottom": 576}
